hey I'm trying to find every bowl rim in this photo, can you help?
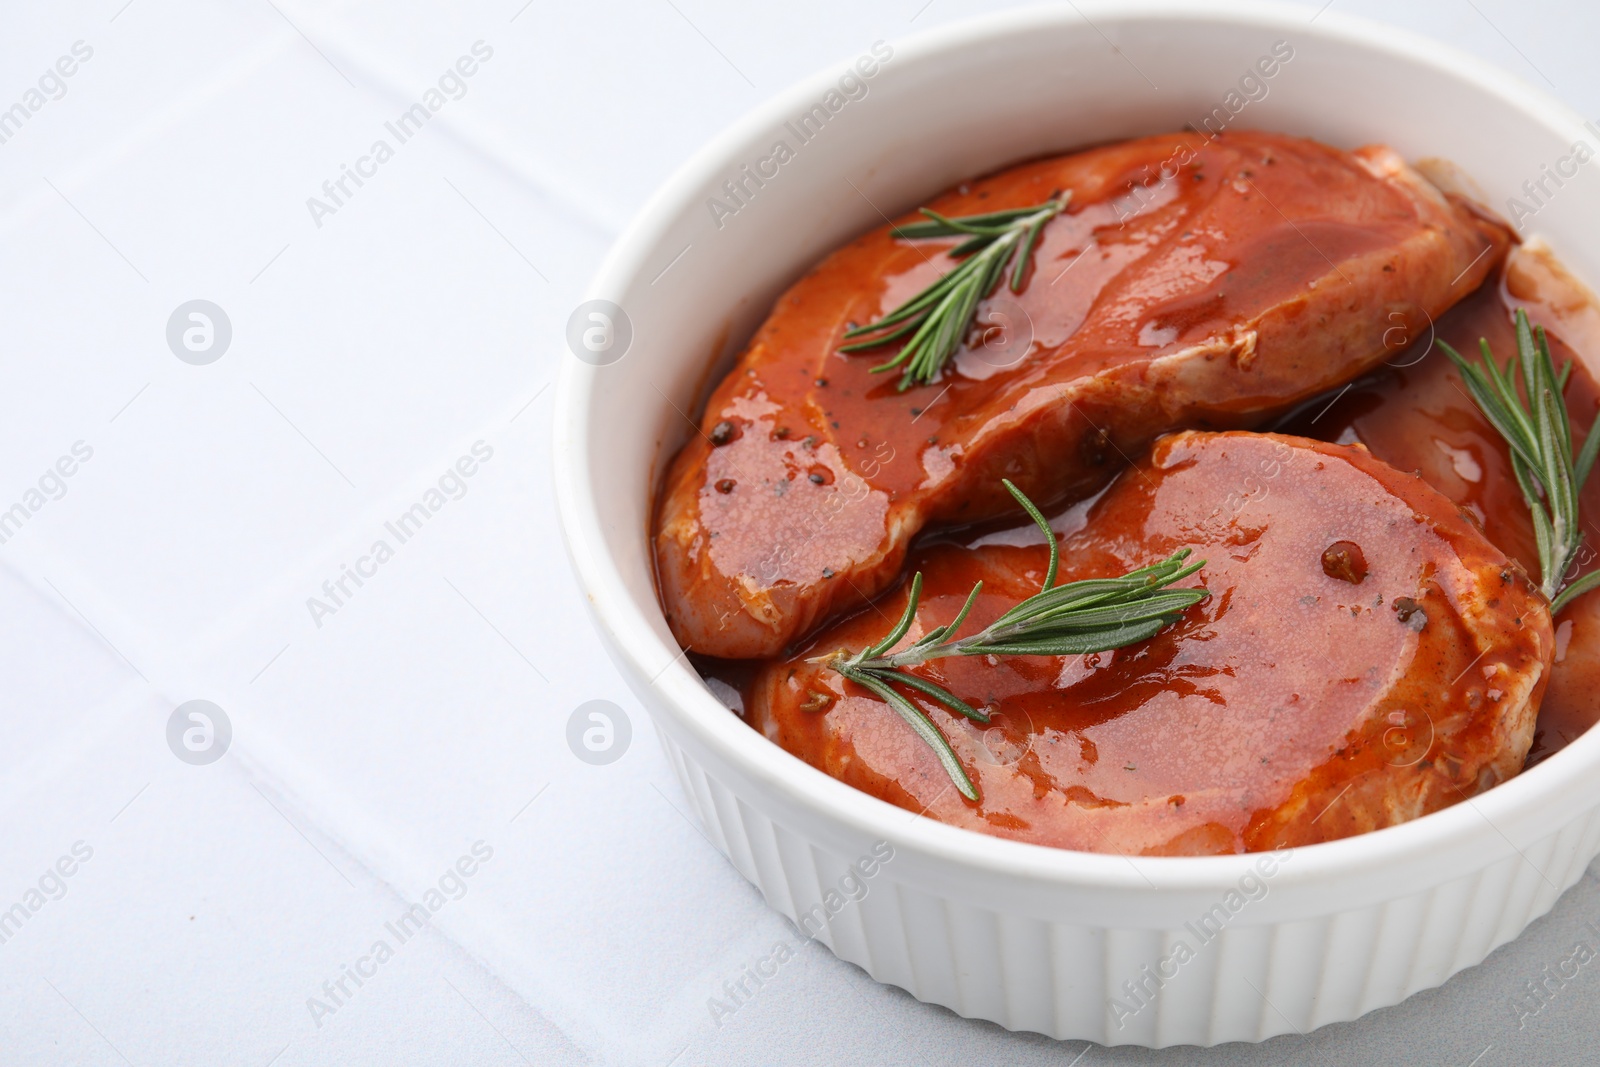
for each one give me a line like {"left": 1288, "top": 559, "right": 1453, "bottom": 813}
{"left": 554, "top": 0, "right": 1600, "bottom": 894}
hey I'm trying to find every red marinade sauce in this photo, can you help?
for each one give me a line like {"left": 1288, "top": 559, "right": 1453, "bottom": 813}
{"left": 694, "top": 244, "right": 1600, "bottom": 770}
{"left": 1274, "top": 244, "right": 1600, "bottom": 766}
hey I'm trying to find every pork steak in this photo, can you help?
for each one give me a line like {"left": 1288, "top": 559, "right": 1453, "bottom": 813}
{"left": 744, "top": 432, "right": 1553, "bottom": 855}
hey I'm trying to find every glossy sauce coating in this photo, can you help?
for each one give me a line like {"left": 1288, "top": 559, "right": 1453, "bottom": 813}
{"left": 655, "top": 132, "right": 1509, "bottom": 659}
{"left": 743, "top": 433, "right": 1552, "bottom": 855}
{"left": 1277, "top": 244, "right": 1600, "bottom": 764}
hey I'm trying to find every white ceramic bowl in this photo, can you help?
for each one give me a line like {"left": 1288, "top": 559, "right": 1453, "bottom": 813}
{"left": 554, "top": 1, "right": 1600, "bottom": 1046}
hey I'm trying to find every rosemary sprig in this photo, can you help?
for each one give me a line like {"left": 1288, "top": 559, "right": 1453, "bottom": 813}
{"left": 839, "top": 194, "right": 1069, "bottom": 390}
{"left": 1439, "top": 308, "right": 1600, "bottom": 614}
{"left": 819, "top": 480, "right": 1208, "bottom": 800}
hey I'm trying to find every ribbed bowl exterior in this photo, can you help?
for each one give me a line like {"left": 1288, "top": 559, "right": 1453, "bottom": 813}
{"left": 658, "top": 727, "right": 1600, "bottom": 1046}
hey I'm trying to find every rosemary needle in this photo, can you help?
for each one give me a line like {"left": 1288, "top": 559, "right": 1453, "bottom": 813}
{"left": 820, "top": 479, "right": 1208, "bottom": 800}
{"left": 1439, "top": 308, "right": 1600, "bottom": 614}
{"left": 839, "top": 194, "right": 1069, "bottom": 391}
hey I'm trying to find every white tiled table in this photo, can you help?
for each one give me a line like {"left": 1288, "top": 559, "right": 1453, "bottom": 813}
{"left": 2, "top": 1, "right": 1598, "bottom": 1063}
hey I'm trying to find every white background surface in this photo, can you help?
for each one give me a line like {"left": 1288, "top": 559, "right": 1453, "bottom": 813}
{"left": 2, "top": 1, "right": 1599, "bottom": 1064}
